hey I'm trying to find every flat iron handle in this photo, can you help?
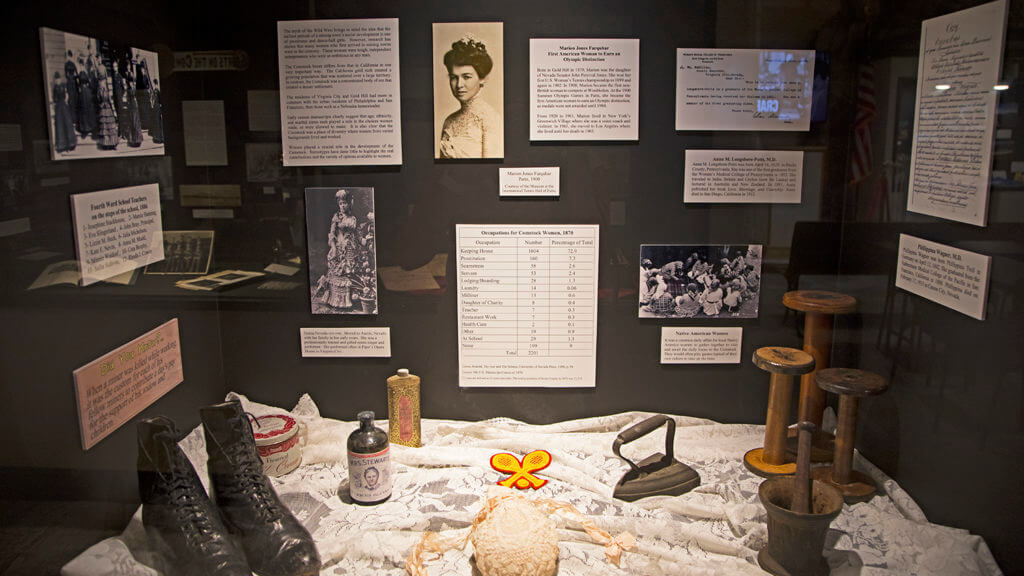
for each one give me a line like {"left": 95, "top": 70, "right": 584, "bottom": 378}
{"left": 612, "top": 414, "right": 676, "bottom": 472}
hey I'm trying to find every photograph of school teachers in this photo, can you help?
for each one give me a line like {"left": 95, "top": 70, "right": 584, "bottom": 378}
{"left": 432, "top": 22, "right": 503, "bottom": 159}
{"left": 639, "top": 244, "right": 762, "bottom": 319}
{"left": 305, "top": 187, "right": 378, "bottom": 315}
{"left": 39, "top": 27, "right": 165, "bottom": 161}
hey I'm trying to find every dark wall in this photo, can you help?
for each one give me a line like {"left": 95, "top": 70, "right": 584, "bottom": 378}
{"left": 0, "top": 0, "right": 1021, "bottom": 573}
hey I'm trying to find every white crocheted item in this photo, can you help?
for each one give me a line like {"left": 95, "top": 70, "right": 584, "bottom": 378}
{"left": 471, "top": 496, "right": 559, "bottom": 576}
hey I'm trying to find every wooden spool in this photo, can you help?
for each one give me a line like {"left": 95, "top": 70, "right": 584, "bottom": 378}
{"left": 810, "top": 367, "right": 889, "bottom": 503}
{"left": 782, "top": 290, "right": 857, "bottom": 462}
{"left": 743, "top": 347, "right": 815, "bottom": 478}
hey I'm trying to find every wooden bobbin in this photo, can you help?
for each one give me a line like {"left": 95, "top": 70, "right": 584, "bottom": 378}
{"left": 743, "top": 347, "right": 815, "bottom": 478}
{"left": 810, "top": 368, "right": 889, "bottom": 503}
{"left": 783, "top": 290, "right": 857, "bottom": 463}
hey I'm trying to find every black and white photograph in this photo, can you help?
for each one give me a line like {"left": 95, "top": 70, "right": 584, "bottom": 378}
{"left": 432, "top": 22, "right": 504, "bottom": 159}
{"left": 305, "top": 187, "right": 378, "bottom": 315}
{"left": 246, "top": 142, "right": 285, "bottom": 183}
{"left": 144, "top": 231, "right": 215, "bottom": 275}
{"left": 39, "top": 27, "right": 165, "bottom": 161}
{"left": 639, "top": 244, "right": 762, "bottom": 319}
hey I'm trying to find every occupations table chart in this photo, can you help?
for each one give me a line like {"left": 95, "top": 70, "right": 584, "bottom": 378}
{"left": 456, "top": 224, "right": 599, "bottom": 388}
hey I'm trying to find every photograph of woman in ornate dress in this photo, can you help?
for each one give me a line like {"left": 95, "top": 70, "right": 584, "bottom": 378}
{"left": 306, "top": 187, "right": 378, "bottom": 315}
{"left": 432, "top": 22, "right": 503, "bottom": 159}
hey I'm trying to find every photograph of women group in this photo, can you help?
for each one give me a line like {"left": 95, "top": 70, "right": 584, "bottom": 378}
{"left": 40, "top": 27, "right": 165, "bottom": 160}
{"left": 639, "top": 244, "right": 762, "bottom": 319}
{"left": 305, "top": 187, "right": 378, "bottom": 315}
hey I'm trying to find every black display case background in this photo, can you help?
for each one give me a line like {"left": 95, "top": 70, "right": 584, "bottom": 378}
{"left": 0, "top": 0, "right": 1022, "bottom": 572}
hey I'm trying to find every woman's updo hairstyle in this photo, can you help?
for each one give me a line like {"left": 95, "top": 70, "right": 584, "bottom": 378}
{"left": 444, "top": 37, "right": 493, "bottom": 78}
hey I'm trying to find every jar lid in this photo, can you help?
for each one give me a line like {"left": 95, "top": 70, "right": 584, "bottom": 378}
{"left": 251, "top": 414, "right": 298, "bottom": 446}
{"left": 397, "top": 368, "right": 410, "bottom": 377}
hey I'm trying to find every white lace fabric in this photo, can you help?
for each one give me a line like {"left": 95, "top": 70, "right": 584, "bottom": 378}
{"left": 62, "top": 392, "right": 1003, "bottom": 576}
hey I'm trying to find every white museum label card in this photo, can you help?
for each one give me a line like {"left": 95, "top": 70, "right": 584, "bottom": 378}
{"left": 182, "top": 100, "right": 228, "bottom": 166}
{"left": 73, "top": 319, "right": 183, "bottom": 450}
{"left": 895, "top": 234, "right": 991, "bottom": 320}
{"left": 457, "top": 224, "right": 599, "bottom": 387}
{"left": 278, "top": 19, "right": 402, "bottom": 166}
{"left": 300, "top": 327, "right": 392, "bottom": 358}
{"left": 661, "top": 327, "right": 743, "bottom": 364}
{"left": 70, "top": 184, "right": 163, "bottom": 286}
{"left": 907, "top": 0, "right": 1008, "bottom": 227}
{"left": 247, "top": 90, "right": 281, "bottom": 132}
{"left": 530, "top": 39, "right": 639, "bottom": 141}
{"left": 499, "top": 167, "right": 560, "bottom": 197}
{"left": 675, "top": 49, "right": 815, "bottom": 131}
{"left": 685, "top": 150, "right": 803, "bottom": 203}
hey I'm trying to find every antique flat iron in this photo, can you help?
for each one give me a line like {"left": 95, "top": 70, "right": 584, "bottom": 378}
{"left": 612, "top": 414, "right": 700, "bottom": 501}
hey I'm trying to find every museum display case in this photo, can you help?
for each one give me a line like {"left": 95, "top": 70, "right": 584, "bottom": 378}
{"left": 0, "top": 0, "right": 1021, "bottom": 574}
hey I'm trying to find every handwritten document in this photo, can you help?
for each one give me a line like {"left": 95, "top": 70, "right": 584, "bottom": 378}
{"left": 676, "top": 49, "right": 814, "bottom": 131}
{"left": 907, "top": 0, "right": 1008, "bottom": 226}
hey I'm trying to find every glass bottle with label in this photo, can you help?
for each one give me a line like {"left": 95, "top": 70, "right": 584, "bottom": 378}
{"left": 347, "top": 411, "right": 392, "bottom": 505}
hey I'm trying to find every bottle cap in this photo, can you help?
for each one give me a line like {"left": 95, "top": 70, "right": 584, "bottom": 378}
{"left": 357, "top": 410, "right": 375, "bottom": 423}
{"left": 397, "top": 368, "right": 410, "bottom": 377}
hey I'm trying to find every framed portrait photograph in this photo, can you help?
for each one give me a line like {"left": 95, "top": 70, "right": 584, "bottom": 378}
{"left": 39, "top": 27, "right": 165, "bottom": 161}
{"left": 639, "top": 244, "right": 763, "bottom": 319}
{"left": 432, "top": 22, "right": 504, "bottom": 159}
{"left": 305, "top": 187, "right": 378, "bottom": 315}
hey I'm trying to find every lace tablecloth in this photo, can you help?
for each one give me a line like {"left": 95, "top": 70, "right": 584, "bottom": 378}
{"left": 63, "top": 393, "right": 1002, "bottom": 575}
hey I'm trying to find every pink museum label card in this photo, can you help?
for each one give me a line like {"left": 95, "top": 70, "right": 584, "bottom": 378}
{"left": 73, "top": 319, "right": 184, "bottom": 450}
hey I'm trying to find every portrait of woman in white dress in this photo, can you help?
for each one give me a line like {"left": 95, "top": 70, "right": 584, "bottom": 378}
{"left": 433, "top": 23, "right": 503, "bottom": 159}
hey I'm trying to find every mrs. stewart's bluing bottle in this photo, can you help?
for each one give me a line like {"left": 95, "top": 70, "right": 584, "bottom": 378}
{"left": 347, "top": 411, "right": 392, "bottom": 505}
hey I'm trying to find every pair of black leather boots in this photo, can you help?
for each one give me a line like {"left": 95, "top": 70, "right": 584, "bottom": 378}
{"left": 137, "top": 399, "right": 321, "bottom": 576}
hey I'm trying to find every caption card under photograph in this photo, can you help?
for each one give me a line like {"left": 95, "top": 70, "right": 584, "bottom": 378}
{"left": 530, "top": 38, "right": 640, "bottom": 141}
{"left": 640, "top": 244, "right": 763, "bottom": 319}
{"left": 305, "top": 187, "right": 378, "bottom": 314}
{"left": 685, "top": 150, "right": 802, "bottom": 203}
{"left": 433, "top": 22, "right": 504, "bottom": 159}
{"left": 661, "top": 327, "right": 743, "bottom": 364}
{"left": 278, "top": 19, "right": 402, "bottom": 166}
{"left": 39, "top": 27, "right": 165, "bottom": 161}
{"left": 300, "top": 327, "right": 391, "bottom": 357}
{"left": 675, "top": 49, "right": 815, "bottom": 131}
{"left": 70, "top": 183, "right": 163, "bottom": 286}
{"left": 895, "top": 234, "right": 991, "bottom": 320}
{"left": 73, "top": 319, "right": 183, "bottom": 450}
{"left": 499, "top": 167, "right": 559, "bottom": 197}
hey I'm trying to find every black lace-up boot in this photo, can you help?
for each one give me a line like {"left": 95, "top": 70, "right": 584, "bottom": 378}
{"left": 137, "top": 416, "right": 251, "bottom": 576}
{"left": 200, "top": 400, "right": 321, "bottom": 576}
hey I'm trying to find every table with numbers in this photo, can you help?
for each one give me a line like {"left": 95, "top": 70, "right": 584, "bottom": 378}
{"left": 456, "top": 224, "right": 599, "bottom": 387}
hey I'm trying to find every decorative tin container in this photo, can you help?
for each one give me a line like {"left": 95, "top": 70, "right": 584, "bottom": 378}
{"left": 252, "top": 413, "right": 302, "bottom": 476}
{"left": 386, "top": 368, "right": 421, "bottom": 447}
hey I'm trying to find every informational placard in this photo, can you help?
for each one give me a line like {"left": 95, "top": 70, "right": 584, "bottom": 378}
{"left": 277, "top": 18, "right": 402, "bottom": 166}
{"left": 907, "top": 0, "right": 1008, "bottom": 227}
{"left": 73, "top": 319, "right": 183, "bottom": 450}
{"left": 660, "top": 327, "right": 743, "bottom": 364}
{"left": 675, "top": 49, "right": 815, "bottom": 131}
{"left": 685, "top": 150, "right": 802, "bottom": 203}
{"left": 895, "top": 234, "right": 991, "bottom": 320}
{"left": 499, "top": 167, "right": 560, "bottom": 197}
{"left": 179, "top": 184, "right": 241, "bottom": 207}
{"left": 70, "top": 184, "right": 163, "bottom": 286}
{"left": 530, "top": 39, "right": 639, "bottom": 141}
{"left": 457, "top": 224, "right": 599, "bottom": 388}
{"left": 182, "top": 100, "right": 228, "bottom": 166}
{"left": 173, "top": 50, "right": 249, "bottom": 72}
{"left": 0, "top": 124, "right": 22, "bottom": 151}
{"left": 248, "top": 90, "right": 281, "bottom": 132}
{"left": 299, "top": 327, "right": 391, "bottom": 358}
